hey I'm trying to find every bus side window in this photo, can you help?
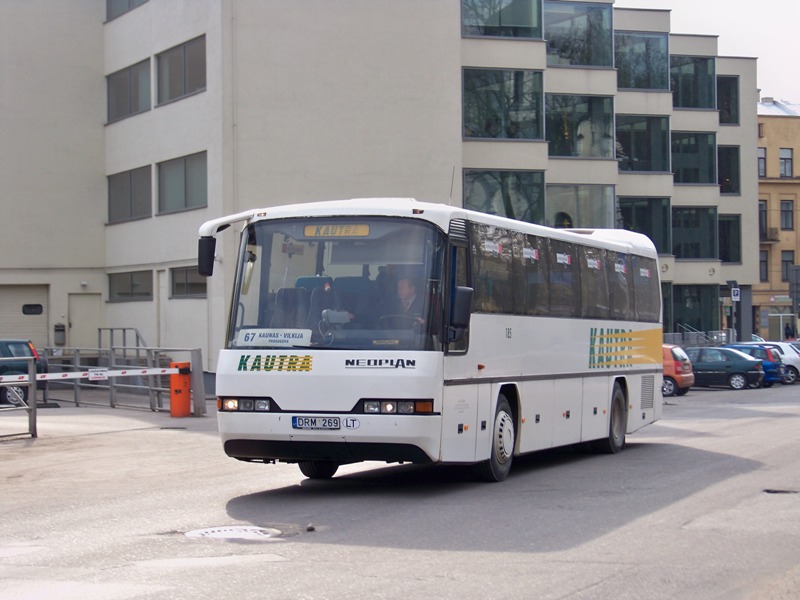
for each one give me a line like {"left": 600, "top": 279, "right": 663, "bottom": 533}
{"left": 448, "top": 245, "right": 469, "bottom": 353}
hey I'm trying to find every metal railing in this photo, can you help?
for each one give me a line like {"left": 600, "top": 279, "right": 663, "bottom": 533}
{"left": 663, "top": 324, "right": 736, "bottom": 347}
{"left": 0, "top": 356, "right": 37, "bottom": 438}
{"left": 42, "top": 346, "right": 206, "bottom": 416}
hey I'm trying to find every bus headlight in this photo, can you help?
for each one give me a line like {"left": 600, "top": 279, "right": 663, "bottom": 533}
{"left": 222, "top": 398, "right": 239, "bottom": 411}
{"left": 219, "top": 398, "right": 271, "bottom": 412}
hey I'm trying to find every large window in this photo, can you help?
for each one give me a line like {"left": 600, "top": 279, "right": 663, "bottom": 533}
{"left": 171, "top": 267, "right": 206, "bottom": 298}
{"left": 463, "top": 68, "right": 544, "bottom": 140}
{"left": 718, "top": 215, "right": 741, "bottom": 263}
{"left": 107, "top": 59, "right": 150, "bottom": 122}
{"left": 618, "top": 197, "right": 670, "bottom": 255}
{"left": 157, "top": 36, "right": 206, "bottom": 105}
{"left": 109, "top": 271, "right": 153, "bottom": 301}
{"left": 615, "top": 31, "right": 669, "bottom": 90}
{"left": 670, "top": 56, "right": 715, "bottom": 109}
{"left": 672, "top": 132, "right": 716, "bottom": 184}
{"left": 672, "top": 207, "right": 717, "bottom": 259}
{"left": 672, "top": 285, "right": 719, "bottom": 332}
{"left": 780, "top": 148, "right": 794, "bottom": 177}
{"left": 718, "top": 146, "right": 741, "bottom": 194}
{"left": 461, "top": 0, "right": 542, "bottom": 38}
{"left": 717, "top": 76, "right": 739, "bottom": 124}
{"left": 780, "top": 200, "right": 794, "bottom": 230}
{"left": 759, "top": 200, "right": 768, "bottom": 240}
{"left": 108, "top": 165, "right": 151, "bottom": 223}
{"left": 616, "top": 115, "right": 670, "bottom": 172}
{"left": 158, "top": 152, "right": 207, "bottom": 214}
{"left": 782, "top": 251, "right": 795, "bottom": 282}
{"left": 758, "top": 147, "right": 767, "bottom": 177}
{"left": 546, "top": 95, "right": 614, "bottom": 158}
{"left": 107, "top": 0, "right": 147, "bottom": 21}
{"left": 546, "top": 184, "right": 615, "bottom": 228}
{"left": 463, "top": 170, "right": 544, "bottom": 223}
{"left": 544, "top": 1, "right": 612, "bottom": 67}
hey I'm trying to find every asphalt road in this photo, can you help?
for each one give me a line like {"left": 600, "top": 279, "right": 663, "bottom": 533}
{"left": 1, "top": 385, "right": 799, "bottom": 600}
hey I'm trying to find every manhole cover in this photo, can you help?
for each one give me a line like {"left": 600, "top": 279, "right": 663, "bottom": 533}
{"left": 185, "top": 526, "right": 282, "bottom": 540}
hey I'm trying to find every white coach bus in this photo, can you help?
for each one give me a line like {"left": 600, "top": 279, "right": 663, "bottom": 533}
{"left": 198, "top": 198, "right": 662, "bottom": 482}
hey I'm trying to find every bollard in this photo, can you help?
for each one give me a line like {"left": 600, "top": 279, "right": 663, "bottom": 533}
{"left": 170, "top": 362, "right": 192, "bottom": 417}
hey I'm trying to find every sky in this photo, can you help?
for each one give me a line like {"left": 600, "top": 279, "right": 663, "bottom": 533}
{"left": 613, "top": 0, "right": 800, "bottom": 102}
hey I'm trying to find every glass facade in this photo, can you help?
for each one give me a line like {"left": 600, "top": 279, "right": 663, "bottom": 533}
{"left": 672, "top": 207, "right": 717, "bottom": 259}
{"left": 464, "top": 170, "right": 544, "bottom": 223}
{"left": 718, "top": 215, "right": 741, "bottom": 263}
{"left": 672, "top": 285, "right": 719, "bottom": 332}
{"left": 672, "top": 132, "right": 717, "bottom": 184}
{"left": 545, "top": 184, "right": 615, "bottom": 228}
{"left": 618, "top": 197, "right": 670, "bottom": 255}
{"left": 463, "top": 68, "right": 544, "bottom": 140}
{"left": 718, "top": 146, "right": 741, "bottom": 194}
{"left": 671, "top": 56, "right": 715, "bottom": 109}
{"left": 717, "top": 76, "right": 739, "bottom": 124}
{"left": 616, "top": 115, "right": 670, "bottom": 172}
{"left": 615, "top": 31, "right": 669, "bottom": 90}
{"left": 461, "top": 0, "right": 542, "bottom": 38}
{"left": 544, "top": 1, "right": 612, "bottom": 67}
{"left": 546, "top": 95, "right": 614, "bottom": 158}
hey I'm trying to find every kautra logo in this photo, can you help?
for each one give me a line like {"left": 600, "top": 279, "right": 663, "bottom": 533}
{"left": 237, "top": 355, "right": 312, "bottom": 372}
{"left": 588, "top": 328, "right": 634, "bottom": 369}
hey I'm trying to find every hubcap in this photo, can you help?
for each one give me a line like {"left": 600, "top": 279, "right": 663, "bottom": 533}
{"left": 494, "top": 411, "right": 514, "bottom": 464}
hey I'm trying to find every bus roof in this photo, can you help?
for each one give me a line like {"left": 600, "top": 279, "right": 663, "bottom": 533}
{"left": 198, "top": 197, "right": 657, "bottom": 258}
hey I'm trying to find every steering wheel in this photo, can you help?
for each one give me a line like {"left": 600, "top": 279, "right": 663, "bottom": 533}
{"left": 379, "top": 314, "right": 422, "bottom": 329}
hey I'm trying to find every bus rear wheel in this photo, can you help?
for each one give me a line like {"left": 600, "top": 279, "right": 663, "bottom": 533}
{"left": 298, "top": 460, "right": 339, "bottom": 479}
{"left": 474, "top": 395, "right": 515, "bottom": 482}
{"left": 592, "top": 383, "right": 627, "bottom": 454}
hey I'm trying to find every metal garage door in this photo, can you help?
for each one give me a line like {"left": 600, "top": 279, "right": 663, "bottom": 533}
{"left": 0, "top": 285, "right": 49, "bottom": 348}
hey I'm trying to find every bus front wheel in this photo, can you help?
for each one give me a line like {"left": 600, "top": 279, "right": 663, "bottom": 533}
{"left": 474, "top": 395, "right": 515, "bottom": 482}
{"left": 298, "top": 460, "right": 339, "bottom": 479}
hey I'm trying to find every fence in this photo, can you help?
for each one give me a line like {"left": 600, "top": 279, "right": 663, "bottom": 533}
{"left": 663, "top": 326, "right": 736, "bottom": 348}
{"left": 41, "top": 346, "right": 206, "bottom": 416}
{"left": 0, "top": 356, "right": 38, "bottom": 438}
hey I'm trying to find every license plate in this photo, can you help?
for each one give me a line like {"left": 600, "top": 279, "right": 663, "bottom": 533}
{"left": 292, "top": 416, "right": 341, "bottom": 430}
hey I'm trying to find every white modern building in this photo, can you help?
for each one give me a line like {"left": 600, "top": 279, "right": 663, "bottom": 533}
{"left": 0, "top": 0, "right": 759, "bottom": 376}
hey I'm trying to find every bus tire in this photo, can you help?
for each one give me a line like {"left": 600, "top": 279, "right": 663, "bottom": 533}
{"left": 474, "top": 395, "right": 515, "bottom": 482}
{"left": 592, "top": 383, "right": 626, "bottom": 454}
{"left": 298, "top": 460, "right": 339, "bottom": 479}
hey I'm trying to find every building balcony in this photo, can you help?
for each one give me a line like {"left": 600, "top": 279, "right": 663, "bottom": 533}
{"left": 760, "top": 227, "right": 780, "bottom": 243}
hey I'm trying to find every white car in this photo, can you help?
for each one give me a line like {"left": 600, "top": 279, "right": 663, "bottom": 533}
{"left": 738, "top": 341, "right": 800, "bottom": 384}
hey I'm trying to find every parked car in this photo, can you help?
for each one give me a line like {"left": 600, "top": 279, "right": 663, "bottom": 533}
{"left": 0, "top": 339, "right": 48, "bottom": 405}
{"left": 662, "top": 344, "right": 694, "bottom": 396}
{"left": 684, "top": 347, "right": 763, "bottom": 390}
{"left": 723, "top": 344, "right": 787, "bottom": 387}
{"left": 736, "top": 341, "right": 800, "bottom": 385}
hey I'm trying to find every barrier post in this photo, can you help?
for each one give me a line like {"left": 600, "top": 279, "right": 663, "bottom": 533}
{"left": 169, "top": 362, "right": 191, "bottom": 417}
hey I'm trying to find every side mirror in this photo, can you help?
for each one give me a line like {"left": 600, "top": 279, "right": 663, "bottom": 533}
{"left": 198, "top": 237, "right": 216, "bottom": 276}
{"left": 449, "top": 286, "right": 473, "bottom": 342}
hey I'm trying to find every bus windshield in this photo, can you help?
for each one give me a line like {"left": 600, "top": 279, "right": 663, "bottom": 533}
{"left": 228, "top": 217, "right": 446, "bottom": 351}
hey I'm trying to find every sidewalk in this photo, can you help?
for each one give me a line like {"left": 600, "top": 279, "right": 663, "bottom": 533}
{"left": 0, "top": 387, "right": 218, "bottom": 441}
